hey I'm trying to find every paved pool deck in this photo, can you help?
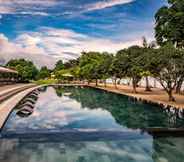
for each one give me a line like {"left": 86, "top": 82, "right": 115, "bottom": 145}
{"left": 89, "top": 84, "right": 184, "bottom": 109}
{"left": 0, "top": 84, "right": 31, "bottom": 96}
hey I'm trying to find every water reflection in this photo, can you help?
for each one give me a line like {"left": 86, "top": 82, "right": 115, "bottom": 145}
{"left": 1, "top": 86, "right": 184, "bottom": 162}
{"left": 0, "top": 137, "right": 184, "bottom": 162}
{"left": 2, "top": 86, "right": 184, "bottom": 133}
{"left": 2, "top": 87, "right": 125, "bottom": 133}
{"left": 55, "top": 86, "right": 184, "bottom": 129}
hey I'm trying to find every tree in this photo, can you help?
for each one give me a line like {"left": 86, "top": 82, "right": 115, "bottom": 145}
{"left": 6, "top": 59, "right": 38, "bottom": 81}
{"left": 110, "top": 50, "right": 128, "bottom": 89}
{"left": 149, "top": 44, "right": 184, "bottom": 102}
{"left": 155, "top": 0, "right": 184, "bottom": 94}
{"left": 55, "top": 69, "right": 72, "bottom": 81}
{"left": 64, "top": 59, "right": 79, "bottom": 69}
{"left": 116, "top": 46, "right": 144, "bottom": 93}
{"left": 54, "top": 60, "right": 64, "bottom": 71}
{"left": 155, "top": 0, "right": 184, "bottom": 48}
{"left": 37, "top": 66, "right": 50, "bottom": 80}
{"left": 142, "top": 36, "right": 157, "bottom": 91}
{"left": 79, "top": 52, "right": 103, "bottom": 86}
{"left": 97, "top": 52, "right": 113, "bottom": 87}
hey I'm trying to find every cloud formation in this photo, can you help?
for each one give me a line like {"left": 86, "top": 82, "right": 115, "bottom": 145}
{"left": 0, "top": 0, "right": 135, "bottom": 15}
{"left": 86, "top": 0, "right": 134, "bottom": 12}
{"left": 0, "top": 0, "right": 58, "bottom": 14}
{"left": 0, "top": 27, "right": 142, "bottom": 68}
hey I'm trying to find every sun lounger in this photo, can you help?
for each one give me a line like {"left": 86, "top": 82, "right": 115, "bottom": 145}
{"left": 16, "top": 106, "right": 34, "bottom": 117}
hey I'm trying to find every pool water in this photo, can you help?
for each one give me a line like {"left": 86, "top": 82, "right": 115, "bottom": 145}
{"left": 1, "top": 86, "right": 184, "bottom": 162}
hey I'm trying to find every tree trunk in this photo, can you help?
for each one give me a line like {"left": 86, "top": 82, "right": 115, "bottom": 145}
{"left": 87, "top": 80, "right": 90, "bottom": 85}
{"left": 145, "top": 76, "right": 151, "bottom": 91}
{"left": 132, "top": 78, "right": 137, "bottom": 93}
{"left": 114, "top": 78, "right": 118, "bottom": 89}
{"left": 168, "top": 90, "right": 175, "bottom": 102}
{"left": 104, "top": 79, "right": 107, "bottom": 87}
{"left": 95, "top": 79, "right": 98, "bottom": 86}
{"left": 158, "top": 79, "right": 176, "bottom": 102}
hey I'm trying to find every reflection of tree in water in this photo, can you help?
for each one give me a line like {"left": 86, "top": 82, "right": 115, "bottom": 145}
{"left": 54, "top": 86, "right": 184, "bottom": 129}
{"left": 54, "top": 87, "right": 63, "bottom": 97}
{"left": 152, "top": 137, "right": 184, "bottom": 162}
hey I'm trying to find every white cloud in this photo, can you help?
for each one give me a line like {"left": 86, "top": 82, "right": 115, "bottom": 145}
{"left": 0, "top": 0, "right": 58, "bottom": 14}
{"left": 0, "top": 0, "right": 134, "bottom": 15}
{"left": 0, "top": 27, "right": 143, "bottom": 68}
{"left": 19, "top": 11, "right": 49, "bottom": 16}
{"left": 0, "top": 0, "right": 58, "bottom": 6}
{"left": 86, "top": 0, "right": 134, "bottom": 12}
{"left": 0, "top": 33, "right": 56, "bottom": 68}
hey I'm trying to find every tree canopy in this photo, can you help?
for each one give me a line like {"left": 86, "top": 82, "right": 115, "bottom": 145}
{"left": 54, "top": 60, "right": 64, "bottom": 71}
{"left": 37, "top": 66, "right": 51, "bottom": 80}
{"left": 149, "top": 44, "right": 184, "bottom": 101}
{"left": 155, "top": 0, "right": 184, "bottom": 48}
{"left": 6, "top": 59, "right": 38, "bottom": 81}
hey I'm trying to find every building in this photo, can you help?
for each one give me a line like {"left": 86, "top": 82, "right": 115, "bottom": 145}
{"left": 0, "top": 66, "right": 20, "bottom": 85}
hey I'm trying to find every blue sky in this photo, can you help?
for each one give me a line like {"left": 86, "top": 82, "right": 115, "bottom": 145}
{"left": 0, "top": 0, "right": 166, "bottom": 68}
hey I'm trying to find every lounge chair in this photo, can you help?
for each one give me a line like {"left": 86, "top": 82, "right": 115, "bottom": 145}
{"left": 16, "top": 106, "right": 33, "bottom": 117}
{"left": 22, "top": 98, "right": 36, "bottom": 104}
{"left": 19, "top": 102, "right": 35, "bottom": 109}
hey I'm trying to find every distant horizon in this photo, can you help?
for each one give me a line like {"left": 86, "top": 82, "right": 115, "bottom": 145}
{"left": 0, "top": 0, "right": 166, "bottom": 68}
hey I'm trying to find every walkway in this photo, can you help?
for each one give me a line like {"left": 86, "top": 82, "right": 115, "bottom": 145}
{"left": 0, "top": 84, "right": 29, "bottom": 96}
{"left": 0, "top": 84, "right": 36, "bottom": 103}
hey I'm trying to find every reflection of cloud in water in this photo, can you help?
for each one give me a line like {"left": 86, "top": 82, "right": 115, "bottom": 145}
{"left": 0, "top": 138, "right": 155, "bottom": 162}
{"left": 31, "top": 111, "right": 40, "bottom": 117}
{"left": 89, "top": 143, "right": 151, "bottom": 161}
{"left": 3, "top": 87, "right": 127, "bottom": 132}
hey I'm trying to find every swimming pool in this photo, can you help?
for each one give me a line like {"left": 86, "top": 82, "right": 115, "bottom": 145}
{"left": 0, "top": 86, "right": 184, "bottom": 162}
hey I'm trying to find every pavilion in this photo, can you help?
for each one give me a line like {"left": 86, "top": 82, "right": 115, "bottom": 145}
{"left": 0, "top": 66, "right": 20, "bottom": 85}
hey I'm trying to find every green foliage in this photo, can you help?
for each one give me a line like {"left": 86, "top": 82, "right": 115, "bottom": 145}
{"left": 37, "top": 66, "right": 50, "bottom": 80}
{"left": 64, "top": 59, "right": 79, "bottom": 69}
{"left": 113, "top": 46, "right": 144, "bottom": 92}
{"left": 149, "top": 44, "right": 184, "bottom": 101}
{"left": 79, "top": 52, "right": 104, "bottom": 81}
{"left": 33, "top": 79, "right": 58, "bottom": 85}
{"left": 55, "top": 69, "right": 73, "bottom": 80}
{"left": 97, "top": 52, "right": 113, "bottom": 80}
{"left": 70, "top": 66, "right": 81, "bottom": 79}
{"left": 155, "top": 0, "right": 184, "bottom": 48}
{"left": 6, "top": 59, "right": 38, "bottom": 81}
{"left": 124, "top": 46, "right": 144, "bottom": 78}
{"left": 54, "top": 60, "right": 64, "bottom": 71}
{"left": 110, "top": 49, "right": 128, "bottom": 79}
